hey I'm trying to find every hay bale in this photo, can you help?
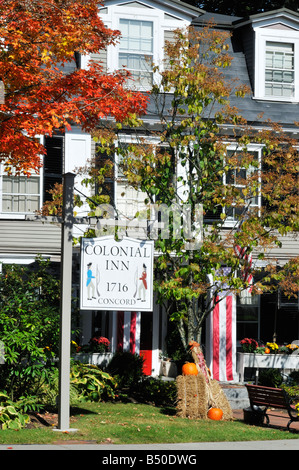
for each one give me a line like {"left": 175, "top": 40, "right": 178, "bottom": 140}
{"left": 176, "top": 374, "right": 208, "bottom": 419}
{"left": 209, "top": 380, "right": 234, "bottom": 420}
{"left": 176, "top": 374, "right": 234, "bottom": 420}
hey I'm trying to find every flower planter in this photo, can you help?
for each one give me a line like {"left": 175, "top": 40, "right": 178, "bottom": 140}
{"left": 237, "top": 352, "right": 299, "bottom": 383}
{"left": 160, "top": 360, "right": 177, "bottom": 378}
{"left": 72, "top": 352, "right": 113, "bottom": 368}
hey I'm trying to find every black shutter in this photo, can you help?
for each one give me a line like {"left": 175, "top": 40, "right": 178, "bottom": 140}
{"left": 95, "top": 146, "right": 115, "bottom": 207}
{"left": 43, "top": 136, "right": 63, "bottom": 203}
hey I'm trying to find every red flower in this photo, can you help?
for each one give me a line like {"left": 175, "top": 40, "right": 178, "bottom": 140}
{"left": 89, "top": 336, "right": 110, "bottom": 351}
{"left": 240, "top": 338, "right": 258, "bottom": 352}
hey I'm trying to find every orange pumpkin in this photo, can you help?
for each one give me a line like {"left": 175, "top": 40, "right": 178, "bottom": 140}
{"left": 207, "top": 407, "right": 223, "bottom": 421}
{"left": 182, "top": 362, "right": 198, "bottom": 376}
{"left": 265, "top": 347, "right": 270, "bottom": 354}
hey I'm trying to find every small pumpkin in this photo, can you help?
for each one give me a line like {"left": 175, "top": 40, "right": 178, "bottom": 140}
{"left": 265, "top": 347, "right": 270, "bottom": 354}
{"left": 182, "top": 362, "right": 198, "bottom": 376}
{"left": 207, "top": 407, "right": 223, "bottom": 421}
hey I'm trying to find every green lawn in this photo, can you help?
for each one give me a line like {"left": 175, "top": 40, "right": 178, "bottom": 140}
{"left": 0, "top": 401, "right": 298, "bottom": 445}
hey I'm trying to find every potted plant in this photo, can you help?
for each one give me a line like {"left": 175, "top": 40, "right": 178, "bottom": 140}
{"left": 240, "top": 338, "right": 258, "bottom": 353}
{"left": 72, "top": 336, "right": 112, "bottom": 368}
{"left": 265, "top": 342, "right": 279, "bottom": 354}
{"left": 88, "top": 336, "right": 110, "bottom": 353}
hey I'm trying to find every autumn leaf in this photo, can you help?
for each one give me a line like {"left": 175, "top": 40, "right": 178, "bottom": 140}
{"left": 0, "top": 0, "right": 148, "bottom": 174}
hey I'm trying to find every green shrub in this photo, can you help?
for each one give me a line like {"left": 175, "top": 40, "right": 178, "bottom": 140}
{"left": 107, "top": 352, "right": 144, "bottom": 390}
{"left": 71, "top": 362, "right": 117, "bottom": 402}
{"left": 258, "top": 368, "right": 283, "bottom": 388}
{"left": 133, "top": 377, "right": 177, "bottom": 407}
{"left": 0, "top": 392, "right": 30, "bottom": 430}
{"left": 0, "top": 259, "right": 60, "bottom": 400}
{"left": 36, "top": 366, "right": 80, "bottom": 406}
{"left": 281, "top": 383, "right": 299, "bottom": 401}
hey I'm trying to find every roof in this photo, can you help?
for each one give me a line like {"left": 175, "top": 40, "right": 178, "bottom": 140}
{"left": 156, "top": 0, "right": 204, "bottom": 16}
{"left": 193, "top": 7, "right": 299, "bottom": 29}
{"left": 192, "top": 8, "right": 299, "bottom": 129}
{"left": 192, "top": 12, "right": 242, "bottom": 28}
{"left": 235, "top": 7, "right": 299, "bottom": 27}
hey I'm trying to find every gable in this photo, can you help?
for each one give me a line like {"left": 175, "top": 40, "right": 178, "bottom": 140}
{"left": 233, "top": 9, "right": 299, "bottom": 32}
{"left": 101, "top": 0, "right": 203, "bottom": 22}
{"left": 262, "top": 23, "right": 298, "bottom": 31}
{"left": 118, "top": 1, "right": 153, "bottom": 9}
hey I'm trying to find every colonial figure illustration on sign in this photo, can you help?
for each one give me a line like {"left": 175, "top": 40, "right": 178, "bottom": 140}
{"left": 86, "top": 262, "right": 96, "bottom": 300}
{"left": 138, "top": 263, "right": 147, "bottom": 302}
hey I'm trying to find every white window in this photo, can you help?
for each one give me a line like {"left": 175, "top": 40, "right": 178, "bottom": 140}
{"left": 254, "top": 25, "right": 299, "bottom": 102}
{"left": 265, "top": 41, "right": 294, "bottom": 98}
{"left": 99, "top": 3, "right": 193, "bottom": 93}
{"left": 119, "top": 19, "right": 153, "bottom": 90}
{"left": 0, "top": 172, "right": 41, "bottom": 214}
{"left": 224, "top": 148, "right": 261, "bottom": 224}
{"left": 116, "top": 144, "right": 149, "bottom": 220}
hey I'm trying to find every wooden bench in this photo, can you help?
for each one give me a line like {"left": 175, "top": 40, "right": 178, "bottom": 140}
{"left": 245, "top": 384, "right": 299, "bottom": 431}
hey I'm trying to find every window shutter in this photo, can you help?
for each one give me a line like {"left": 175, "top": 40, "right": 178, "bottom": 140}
{"left": 43, "top": 136, "right": 63, "bottom": 203}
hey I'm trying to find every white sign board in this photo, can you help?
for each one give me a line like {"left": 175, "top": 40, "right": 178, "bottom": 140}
{"left": 80, "top": 236, "right": 154, "bottom": 312}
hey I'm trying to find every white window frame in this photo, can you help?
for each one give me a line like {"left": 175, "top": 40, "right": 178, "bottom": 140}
{"left": 114, "top": 136, "right": 159, "bottom": 220}
{"left": 0, "top": 136, "right": 44, "bottom": 219}
{"left": 99, "top": 2, "right": 190, "bottom": 92}
{"left": 254, "top": 26, "right": 299, "bottom": 103}
{"left": 223, "top": 144, "right": 262, "bottom": 227}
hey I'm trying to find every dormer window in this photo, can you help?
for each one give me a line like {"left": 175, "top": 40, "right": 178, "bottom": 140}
{"left": 253, "top": 19, "right": 299, "bottom": 103}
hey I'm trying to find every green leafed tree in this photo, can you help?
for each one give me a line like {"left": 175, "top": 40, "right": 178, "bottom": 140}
{"left": 81, "top": 25, "right": 299, "bottom": 350}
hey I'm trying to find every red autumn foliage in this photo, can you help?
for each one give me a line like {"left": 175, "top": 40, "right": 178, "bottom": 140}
{"left": 0, "top": 0, "right": 148, "bottom": 174}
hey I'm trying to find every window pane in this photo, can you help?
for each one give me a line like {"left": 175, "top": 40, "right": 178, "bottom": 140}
{"left": 120, "top": 19, "right": 129, "bottom": 36}
{"left": 130, "top": 21, "right": 141, "bottom": 39}
{"left": 119, "top": 37, "right": 129, "bottom": 50}
{"left": 273, "top": 52, "right": 284, "bottom": 69}
{"left": 27, "top": 177, "right": 40, "bottom": 193}
{"left": 2, "top": 195, "right": 12, "bottom": 212}
{"left": 13, "top": 196, "right": 26, "bottom": 212}
{"left": 265, "top": 51, "right": 273, "bottom": 68}
{"left": 27, "top": 196, "right": 40, "bottom": 212}
{"left": 142, "top": 22, "right": 153, "bottom": 39}
{"left": 283, "top": 71, "right": 294, "bottom": 83}
{"left": 266, "top": 41, "right": 294, "bottom": 53}
{"left": 284, "top": 54, "right": 294, "bottom": 69}
{"left": 273, "top": 70, "right": 283, "bottom": 82}
{"left": 265, "top": 41, "right": 294, "bottom": 98}
{"left": 141, "top": 38, "right": 153, "bottom": 53}
{"left": 139, "top": 72, "right": 153, "bottom": 88}
{"left": 282, "top": 85, "right": 293, "bottom": 97}
{"left": 19, "top": 176, "right": 26, "bottom": 193}
{"left": 2, "top": 176, "right": 12, "bottom": 193}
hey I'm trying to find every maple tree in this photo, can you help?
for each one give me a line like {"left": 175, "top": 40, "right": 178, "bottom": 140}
{"left": 0, "top": 0, "right": 148, "bottom": 175}
{"left": 92, "top": 25, "right": 298, "bottom": 347}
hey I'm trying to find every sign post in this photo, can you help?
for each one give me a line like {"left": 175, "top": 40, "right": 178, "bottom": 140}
{"left": 55, "top": 172, "right": 77, "bottom": 433}
{"left": 80, "top": 236, "right": 154, "bottom": 312}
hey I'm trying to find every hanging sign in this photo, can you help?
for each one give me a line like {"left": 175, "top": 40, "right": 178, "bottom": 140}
{"left": 80, "top": 236, "right": 154, "bottom": 312}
